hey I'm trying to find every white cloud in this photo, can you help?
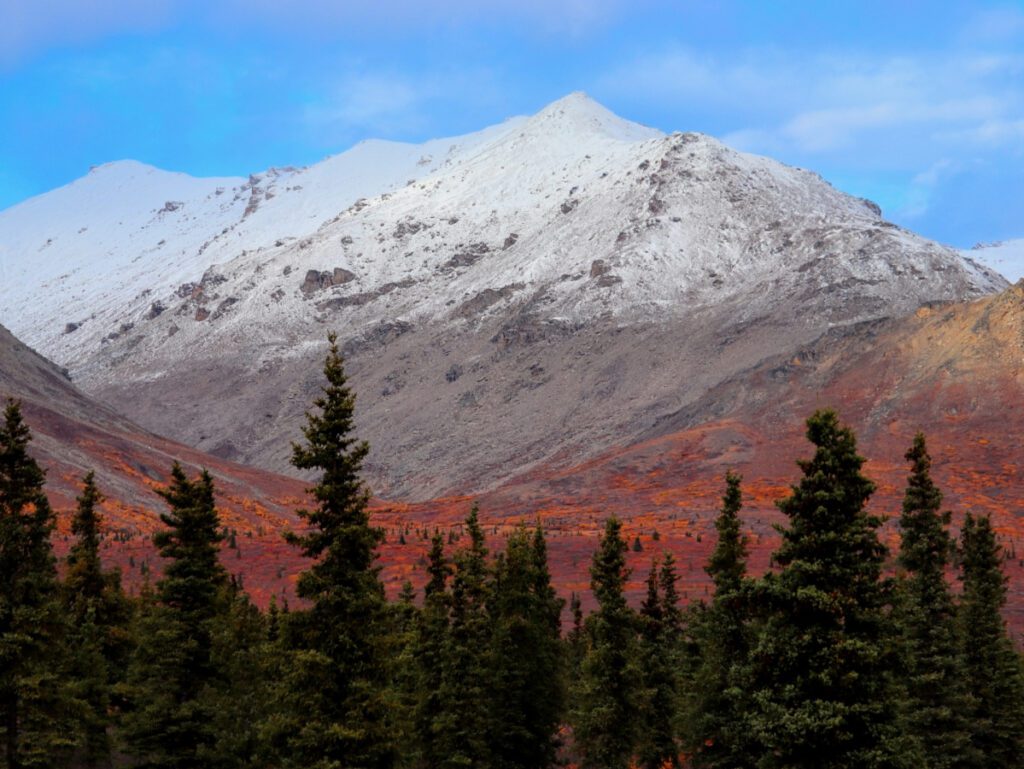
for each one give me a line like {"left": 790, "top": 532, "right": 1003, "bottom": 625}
{"left": 596, "top": 46, "right": 1024, "bottom": 156}
{"left": 300, "top": 67, "right": 504, "bottom": 143}
{"left": 898, "top": 159, "right": 961, "bottom": 219}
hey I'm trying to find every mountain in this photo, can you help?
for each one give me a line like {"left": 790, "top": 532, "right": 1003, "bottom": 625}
{"left": 963, "top": 239, "right": 1024, "bottom": 282}
{"left": 0, "top": 93, "right": 1007, "bottom": 502}
{"left": 0, "top": 319, "right": 305, "bottom": 536}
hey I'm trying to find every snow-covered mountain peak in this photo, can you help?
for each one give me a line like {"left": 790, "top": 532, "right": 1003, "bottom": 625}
{"left": 525, "top": 91, "right": 663, "bottom": 143}
{"left": 0, "top": 91, "right": 1011, "bottom": 496}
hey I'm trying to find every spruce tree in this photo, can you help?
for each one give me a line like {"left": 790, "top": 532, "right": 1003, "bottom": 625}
{"left": 959, "top": 513, "right": 1024, "bottom": 766}
{"left": 120, "top": 463, "right": 228, "bottom": 769}
{"left": 269, "top": 332, "right": 393, "bottom": 769}
{"left": 746, "top": 410, "right": 904, "bottom": 769}
{"left": 63, "top": 471, "right": 132, "bottom": 769}
{"left": 894, "top": 434, "right": 974, "bottom": 768}
{"left": 207, "top": 579, "right": 271, "bottom": 768}
{"left": 384, "top": 581, "right": 419, "bottom": 769}
{"left": 413, "top": 533, "right": 451, "bottom": 769}
{"left": 432, "top": 505, "right": 491, "bottom": 769}
{"left": 658, "top": 553, "right": 682, "bottom": 635}
{"left": 567, "top": 592, "right": 587, "bottom": 681}
{"left": 637, "top": 558, "right": 681, "bottom": 769}
{"left": 572, "top": 517, "right": 640, "bottom": 769}
{"left": 0, "top": 399, "right": 76, "bottom": 769}
{"left": 690, "top": 471, "right": 755, "bottom": 769}
{"left": 489, "top": 525, "right": 565, "bottom": 769}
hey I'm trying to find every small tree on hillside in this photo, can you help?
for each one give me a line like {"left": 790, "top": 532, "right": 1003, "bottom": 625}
{"left": 64, "top": 471, "right": 132, "bottom": 769}
{"left": 121, "top": 463, "right": 228, "bottom": 768}
{"left": 745, "top": 410, "right": 906, "bottom": 769}
{"left": 572, "top": 517, "right": 640, "bottom": 769}
{"left": 0, "top": 399, "right": 76, "bottom": 769}
{"left": 959, "top": 513, "right": 1024, "bottom": 767}
{"left": 894, "top": 434, "right": 975, "bottom": 768}
{"left": 690, "top": 471, "right": 756, "bottom": 769}
{"left": 267, "top": 332, "right": 393, "bottom": 769}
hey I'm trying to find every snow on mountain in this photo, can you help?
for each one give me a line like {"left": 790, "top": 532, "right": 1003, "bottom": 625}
{"left": 963, "top": 239, "right": 1024, "bottom": 283}
{"left": 0, "top": 93, "right": 1009, "bottom": 497}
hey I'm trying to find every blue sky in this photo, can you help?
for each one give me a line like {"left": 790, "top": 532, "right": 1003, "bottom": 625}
{"left": 2, "top": 0, "right": 1022, "bottom": 247}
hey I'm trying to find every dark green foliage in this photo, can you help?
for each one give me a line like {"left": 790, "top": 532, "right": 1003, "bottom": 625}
{"left": 431, "top": 505, "right": 492, "bottom": 768}
{"left": 959, "top": 513, "right": 1024, "bottom": 766}
{"left": 206, "top": 580, "right": 272, "bottom": 768}
{"left": 745, "top": 410, "right": 905, "bottom": 769}
{"left": 689, "top": 471, "right": 755, "bottom": 769}
{"left": 268, "top": 332, "right": 393, "bottom": 769}
{"left": 120, "top": 463, "right": 228, "bottom": 769}
{"left": 0, "top": 399, "right": 76, "bottom": 769}
{"left": 894, "top": 434, "right": 975, "bottom": 768}
{"left": 383, "top": 581, "right": 419, "bottom": 769}
{"left": 637, "top": 558, "right": 681, "bottom": 769}
{"left": 567, "top": 592, "right": 586, "bottom": 681}
{"left": 488, "top": 525, "right": 565, "bottom": 769}
{"left": 64, "top": 472, "right": 132, "bottom": 769}
{"left": 572, "top": 517, "right": 640, "bottom": 769}
{"left": 412, "top": 533, "right": 452, "bottom": 769}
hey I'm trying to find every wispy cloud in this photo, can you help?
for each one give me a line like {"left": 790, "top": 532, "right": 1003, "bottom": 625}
{"left": 1, "top": 0, "right": 176, "bottom": 68}
{"left": 2, "top": 0, "right": 635, "bottom": 68}
{"left": 597, "top": 46, "right": 1024, "bottom": 156}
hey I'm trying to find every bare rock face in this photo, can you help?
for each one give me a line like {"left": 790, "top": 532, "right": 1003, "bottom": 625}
{"left": 301, "top": 267, "right": 356, "bottom": 294}
{"left": 0, "top": 93, "right": 1007, "bottom": 500}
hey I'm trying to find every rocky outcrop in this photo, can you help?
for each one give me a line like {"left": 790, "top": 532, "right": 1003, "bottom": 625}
{"left": 301, "top": 267, "right": 357, "bottom": 295}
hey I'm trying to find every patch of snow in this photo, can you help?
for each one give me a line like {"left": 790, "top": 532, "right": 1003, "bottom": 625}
{"left": 962, "top": 239, "right": 1024, "bottom": 283}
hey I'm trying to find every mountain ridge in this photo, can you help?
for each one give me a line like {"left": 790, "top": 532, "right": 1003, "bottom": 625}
{"left": 0, "top": 94, "right": 1010, "bottom": 500}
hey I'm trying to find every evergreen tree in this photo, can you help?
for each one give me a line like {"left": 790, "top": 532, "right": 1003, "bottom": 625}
{"left": 637, "top": 558, "right": 681, "bottom": 769}
{"left": 567, "top": 592, "right": 587, "bottom": 681}
{"left": 384, "top": 581, "right": 419, "bottom": 769}
{"left": 658, "top": 553, "right": 682, "bottom": 635}
{"left": 746, "top": 410, "right": 905, "bottom": 769}
{"left": 432, "top": 505, "right": 492, "bottom": 769}
{"left": 690, "top": 471, "right": 754, "bottom": 769}
{"left": 269, "top": 332, "right": 393, "bottom": 769}
{"left": 489, "top": 525, "right": 565, "bottom": 769}
{"left": 894, "top": 434, "right": 974, "bottom": 768}
{"left": 572, "top": 517, "right": 640, "bottom": 769}
{"left": 207, "top": 579, "right": 271, "bottom": 768}
{"left": 120, "top": 463, "right": 228, "bottom": 768}
{"left": 0, "top": 400, "right": 77, "bottom": 769}
{"left": 63, "top": 472, "right": 132, "bottom": 769}
{"left": 413, "top": 533, "right": 451, "bottom": 769}
{"left": 959, "top": 513, "right": 1024, "bottom": 766}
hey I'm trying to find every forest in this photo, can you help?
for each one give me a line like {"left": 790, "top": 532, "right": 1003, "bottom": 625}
{"left": 1, "top": 333, "right": 1022, "bottom": 769}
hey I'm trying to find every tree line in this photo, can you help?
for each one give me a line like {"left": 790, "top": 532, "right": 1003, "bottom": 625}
{"left": 1, "top": 333, "right": 1023, "bottom": 768}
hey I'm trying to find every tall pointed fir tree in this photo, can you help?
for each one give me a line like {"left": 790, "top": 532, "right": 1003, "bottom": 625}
{"left": 0, "top": 399, "right": 76, "bottom": 769}
{"left": 746, "top": 410, "right": 905, "bottom": 769}
{"left": 413, "top": 533, "right": 451, "bottom": 769}
{"left": 958, "top": 513, "right": 1024, "bottom": 767}
{"left": 572, "top": 517, "right": 640, "bottom": 769}
{"left": 431, "top": 505, "right": 492, "bottom": 769}
{"left": 637, "top": 557, "right": 681, "bottom": 769}
{"left": 489, "top": 524, "right": 565, "bottom": 769}
{"left": 690, "top": 471, "right": 755, "bottom": 769}
{"left": 894, "top": 434, "right": 974, "bottom": 768}
{"left": 267, "top": 332, "right": 393, "bottom": 769}
{"left": 120, "top": 463, "right": 228, "bottom": 769}
{"left": 63, "top": 471, "right": 132, "bottom": 769}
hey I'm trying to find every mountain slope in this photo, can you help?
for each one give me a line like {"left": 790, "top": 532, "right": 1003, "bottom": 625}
{"left": 0, "top": 322, "right": 304, "bottom": 534}
{"left": 0, "top": 93, "right": 1006, "bottom": 499}
{"left": 963, "top": 239, "right": 1024, "bottom": 282}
